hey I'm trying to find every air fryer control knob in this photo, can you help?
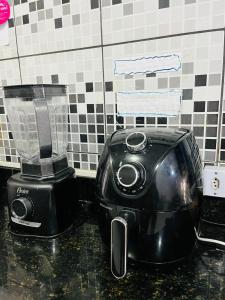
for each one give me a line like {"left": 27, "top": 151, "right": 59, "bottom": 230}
{"left": 11, "top": 198, "right": 32, "bottom": 220}
{"left": 126, "top": 132, "right": 147, "bottom": 152}
{"left": 117, "top": 164, "right": 140, "bottom": 188}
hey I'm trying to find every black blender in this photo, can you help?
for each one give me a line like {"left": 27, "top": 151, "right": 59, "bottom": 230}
{"left": 4, "top": 84, "right": 77, "bottom": 238}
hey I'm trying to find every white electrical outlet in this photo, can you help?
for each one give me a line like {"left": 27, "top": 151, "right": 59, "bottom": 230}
{"left": 203, "top": 166, "right": 225, "bottom": 198}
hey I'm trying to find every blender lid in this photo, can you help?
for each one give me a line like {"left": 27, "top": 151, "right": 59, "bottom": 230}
{"left": 3, "top": 84, "right": 66, "bottom": 99}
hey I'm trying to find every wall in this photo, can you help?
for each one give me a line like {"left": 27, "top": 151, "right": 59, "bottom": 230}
{"left": 0, "top": 0, "right": 225, "bottom": 175}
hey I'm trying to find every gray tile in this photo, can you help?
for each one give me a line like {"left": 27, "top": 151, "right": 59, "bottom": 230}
{"left": 193, "top": 127, "right": 204, "bottom": 137}
{"left": 31, "top": 23, "right": 38, "bottom": 33}
{"left": 135, "top": 79, "right": 144, "bottom": 90}
{"left": 68, "top": 85, "right": 76, "bottom": 93}
{"left": 81, "top": 153, "right": 88, "bottom": 162}
{"left": 185, "top": 0, "right": 196, "bottom": 4}
{"left": 88, "top": 115, "right": 95, "bottom": 123}
{"left": 196, "top": 138, "right": 203, "bottom": 149}
{"left": 81, "top": 162, "right": 89, "bottom": 170}
{"left": 206, "top": 127, "right": 217, "bottom": 137}
{"left": 73, "top": 153, "right": 80, "bottom": 161}
{"left": 73, "top": 144, "right": 80, "bottom": 152}
{"left": 168, "top": 116, "right": 179, "bottom": 125}
{"left": 159, "top": 0, "right": 169, "bottom": 9}
{"left": 182, "top": 89, "right": 193, "bottom": 100}
{"left": 158, "top": 78, "right": 168, "bottom": 89}
{"left": 169, "top": 77, "right": 180, "bottom": 88}
{"left": 15, "top": 17, "right": 22, "bottom": 26}
{"left": 90, "top": 154, "right": 97, "bottom": 163}
{"left": 181, "top": 114, "right": 192, "bottom": 124}
{"left": 95, "top": 82, "right": 102, "bottom": 91}
{"left": 89, "top": 135, "right": 96, "bottom": 143}
{"left": 70, "top": 115, "right": 78, "bottom": 123}
{"left": 37, "top": 0, "right": 44, "bottom": 10}
{"left": 207, "top": 101, "right": 219, "bottom": 112}
{"left": 126, "top": 116, "right": 134, "bottom": 124}
{"left": 76, "top": 72, "right": 83, "bottom": 82}
{"left": 204, "top": 151, "right": 216, "bottom": 161}
{"left": 102, "top": 0, "right": 111, "bottom": 6}
{"left": 63, "top": 4, "right": 70, "bottom": 16}
{"left": 81, "top": 144, "right": 88, "bottom": 152}
{"left": 80, "top": 125, "right": 87, "bottom": 133}
{"left": 71, "top": 124, "right": 78, "bottom": 132}
{"left": 71, "top": 134, "right": 79, "bottom": 143}
{"left": 46, "top": 9, "right": 53, "bottom": 19}
{"left": 72, "top": 14, "right": 80, "bottom": 25}
{"left": 77, "top": 94, "right": 85, "bottom": 103}
{"left": 182, "top": 62, "right": 194, "bottom": 74}
{"left": 106, "top": 104, "right": 114, "bottom": 113}
{"left": 123, "top": 3, "right": 133, "bottom": 15}
{"left": 36, "top": 76, "right": 43, "bottom": 84}
{"left": 98, "top": 144, "right": 104, "bottom": 154}
{"left": 207, "top": 114, "right": 218, "bottom": 125}
{"left": 29, "top": 2, "right": 36, "bottom": 12}
{"left": 124, "top": 74, "right": 133, "bottom": 79}
{"left": 193, "top": 114, "right": 205, "bottom": 125}
{"left": 89, "top": 144, "right": 97, "bottom": 152}
{"left": 208, "top": 74, "right": 221, "bottom": 86}
{"left": 38, "top": 10, "right": 45, "bottom": 21}
{"left": 107, "top": 126, "right": 115, "bottom": 134}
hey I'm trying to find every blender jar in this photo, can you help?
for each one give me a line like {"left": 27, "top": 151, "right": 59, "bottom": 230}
{"left": 4, "top": 85, "right": 69, "bottom": 178}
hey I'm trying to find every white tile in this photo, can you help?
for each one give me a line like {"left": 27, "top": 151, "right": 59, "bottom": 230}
{"left": 101, "top": 0, "right": 225, "bottom": 44}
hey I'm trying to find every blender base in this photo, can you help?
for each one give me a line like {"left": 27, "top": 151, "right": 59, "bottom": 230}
{"left": 7, "top": 168, "right": 78, "bottom": 238}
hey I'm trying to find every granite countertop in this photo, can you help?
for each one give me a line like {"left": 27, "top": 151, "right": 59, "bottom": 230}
{"left": 0, "top": 192, "right": 225, "bottom": 300}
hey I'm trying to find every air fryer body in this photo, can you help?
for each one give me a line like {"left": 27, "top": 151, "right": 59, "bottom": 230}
{"left": 96, "top": 128, "right": 202, "bottom": 265}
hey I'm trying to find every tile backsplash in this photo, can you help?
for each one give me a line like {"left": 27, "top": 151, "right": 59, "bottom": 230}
{"left": 0, "top": 0, "right": 225, "bottom": 174}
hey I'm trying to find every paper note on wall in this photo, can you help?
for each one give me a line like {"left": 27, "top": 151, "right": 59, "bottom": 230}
{"left": 0, "top": 22, "right": 9, "bottom": 46}
{"left": 114, "top": 54, "right": 181, "bottom": 75}
{"left": 117, "top": 90, "right": 181, "bottom": 117}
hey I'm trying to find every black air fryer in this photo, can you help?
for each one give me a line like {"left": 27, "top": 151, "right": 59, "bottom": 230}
{"left": 96, "top": 128, "right": 202, "bottom": 278}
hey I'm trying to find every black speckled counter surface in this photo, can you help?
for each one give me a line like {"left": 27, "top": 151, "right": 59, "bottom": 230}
{"left": 0, "top": 190, "right": 225, "bottom": 300}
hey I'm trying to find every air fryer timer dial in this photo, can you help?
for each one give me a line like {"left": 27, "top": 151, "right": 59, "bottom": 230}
{"left": 116, "top": 163, "right": 146, "bottom": 193}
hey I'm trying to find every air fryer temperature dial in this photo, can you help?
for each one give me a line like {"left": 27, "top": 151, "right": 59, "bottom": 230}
{"left": 116, "top": 163, "right": 146, "bottom": 194}
{"left": 11, "top": 198, "right": 32, "bottom": 220}
{"left": 117, "top": 164, "right": 139, "bottom": 188}
{"left": 126, "top": 132, "right": 147, "bottom": 152}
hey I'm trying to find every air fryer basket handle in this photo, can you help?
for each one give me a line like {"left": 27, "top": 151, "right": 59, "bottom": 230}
{"left": 111, "top": 217, "right": 127, "bottom": 279}
{"left": 34, "top": 99, "right": 52, "bottom": 159}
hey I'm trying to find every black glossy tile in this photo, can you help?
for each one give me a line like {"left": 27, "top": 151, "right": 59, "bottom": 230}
{"left": 195, "top": 75, "right": 207, "bottom": 86}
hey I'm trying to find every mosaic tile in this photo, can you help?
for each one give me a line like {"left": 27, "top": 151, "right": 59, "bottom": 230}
{"left": 101, "top": 0, "right": 225, "bottom": 44}
{"left": 103, "top": 31, "right": 224, "bottom": 162}
{"left": 14, "top": 0, "right": 101, "bottom": 56}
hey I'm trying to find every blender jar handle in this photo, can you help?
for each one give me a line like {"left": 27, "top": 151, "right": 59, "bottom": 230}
{"left": 111, "top": 217, "right": 128, "bottom": 279}
{"left": 34, "top": 99, "right": 52, "bottom": 159}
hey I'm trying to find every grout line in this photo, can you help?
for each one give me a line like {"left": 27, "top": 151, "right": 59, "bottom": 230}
{"left": 99, "top": 0, "right": 107, "bottom": 143}
{"left": 103, "top": 28, "right": 225, "bottom": 48}
{"left": 216, "top": 30, "right": 225, "bottom": 163}
{"left": 12, "top": 3, "right": 22, "bottom": 84}
{"left": 67, "top": 151, "right": 99, "bottom": 155}
{"left": 0, "top": 44, "right": 102, "bottom": 62}
{"left": 0, "top": 27, "right": 224, "bottom": 63}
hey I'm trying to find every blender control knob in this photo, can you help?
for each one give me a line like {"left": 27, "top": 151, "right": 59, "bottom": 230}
{"left": 126, "top": 132, "right": 147, "bottom": 152}
{"left": 117, "top": 164, "right": 140, "bottom": 188}
{"left": 11, "top": 198, "right": 32, "bottom": 220}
